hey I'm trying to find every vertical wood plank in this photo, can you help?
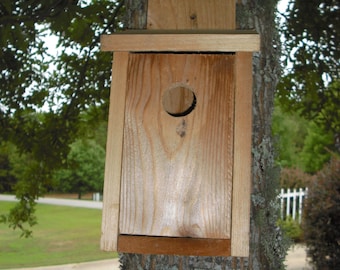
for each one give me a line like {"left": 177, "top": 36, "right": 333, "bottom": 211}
{"left": 101, "top": 52, "right": 129, "bottom": 251}
{"left": 231, "top": 52, "right": 253, "bottom": 257}
{"left": 147, "top": 0, "right": 235, "bottom": 30}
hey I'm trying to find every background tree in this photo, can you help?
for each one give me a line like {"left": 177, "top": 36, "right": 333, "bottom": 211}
{"left": 272, "top": 105, "right": 334, "bottom": 173}
{"left": 0, "top": 142, "right": 17, "bottom": 193}
{"left": 277, "top": 0, "right": 339, "bottom": 152}
{"left": 0, "top": 0, "right": 124, "bottom": 236}
{"left": 53, "top": 139, "right": 105, "bottom": 199}
{"left": 272, "top": 104, "right": 308, "bottom": 169}
{"left": 299, "top": 121, "right": 334, "bottom": 173}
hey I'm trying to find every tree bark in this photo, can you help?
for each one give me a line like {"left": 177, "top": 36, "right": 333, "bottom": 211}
{"left": 236, "top": 1, "right": 289, "bottom": 269}
{"left": 119, "top": 1, "right": 288, "bottom": 269}
{"left": 124, "top": 0, "right": 148, "bottom": 29}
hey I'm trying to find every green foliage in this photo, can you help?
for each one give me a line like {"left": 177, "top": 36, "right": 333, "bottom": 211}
{"left": 1, "top": 0, "right": 124, "bottom": 161}
{"left": 277, "top": 1, "right": 339, "bottom": 147}
{"left": 0, "top": 0, "right": 124, "bottom": 235}
{"left": 273, "top": 103, "right": 333, "bottom": 174}
{"left": 77, "top": 107, "right": 108, "bottom": 149}
{"left": 0, "top": 142, "right": 17, "bottom": 193}
{"left": 277, "top": 216, "right": 303, "bottom": 243}
{"left": 1, "top": 150, "right": 57, "bottom": 237}
{"left": 300, "top": 121, "right": 333, "bottom": 173}
{"left": 303, "top": 156, "right": 340, "bottom": 269}
{"left": 315, "top": 81, "right": 340, "bottom": 135}
{"left": 0, "top": 198, "right": 37, "bottom": 238}
{"left": 53, "top": 139, "right": 105, "bottom": 198}
{"left": 272, "top": 104, "right": 308, "bottom": 169}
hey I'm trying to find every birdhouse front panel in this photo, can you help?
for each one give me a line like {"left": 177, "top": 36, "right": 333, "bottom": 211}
{"left": 119, "top": 53, "right": 235, "bottom": 239}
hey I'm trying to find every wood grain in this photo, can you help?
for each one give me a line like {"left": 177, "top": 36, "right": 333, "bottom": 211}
{"left": 100, "top": 32, "right": 260, "bottom": 52}
{"left": 231, "top": 52, "right": 253, "bottom": 257}
{"left": 147, "top": 0, "right": 235, "bottom": 29}
{"left": 118, "top": 235, "right": 231, "bottom": 256}
{"left": 120, "top": 53, "right": 235, "bottom": 239}
{"left": 100, "top": 52, "right": 129, "bottom": 251}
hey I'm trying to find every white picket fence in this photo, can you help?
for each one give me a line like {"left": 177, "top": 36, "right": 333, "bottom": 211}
{"left": 280, "top": 188, "right": 308, "bottom": 223}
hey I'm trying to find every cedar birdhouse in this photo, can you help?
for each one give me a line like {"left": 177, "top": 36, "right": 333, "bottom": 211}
{"left": 100, "top": 31, "right": 259, "bottom": 257}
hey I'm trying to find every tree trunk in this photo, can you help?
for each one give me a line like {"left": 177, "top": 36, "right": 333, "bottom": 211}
{"left": 237, "top": 1, "right": 289, "bottom": 269}
{"left": 119, "top": 1, "right": 288, "bottom": 269}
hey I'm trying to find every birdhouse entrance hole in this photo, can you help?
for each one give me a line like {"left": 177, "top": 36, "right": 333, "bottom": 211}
{"left": 162, "top": 85, "right": 197, "bottom": 117}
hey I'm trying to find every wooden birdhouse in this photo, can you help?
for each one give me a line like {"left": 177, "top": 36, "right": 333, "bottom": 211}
{"left": 100, "top": 1, "right": 260, "bottom": 258}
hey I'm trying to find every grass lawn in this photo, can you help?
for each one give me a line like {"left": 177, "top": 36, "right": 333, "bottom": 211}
{"left": 0, "top": 201, "right": 117, "bottom": 269}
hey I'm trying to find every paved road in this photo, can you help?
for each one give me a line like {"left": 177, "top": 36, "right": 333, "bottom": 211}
{"left": 0, "top": 194, "right": 102, "bottom": 209}
{"left": 9, "top": 259, "right": 120, "bottom": 270}
{"left": 1, "top": 194, "right": 312, "bottom": 269}
{"left": 285, "top": 244, "right": 312, "bottom": 270}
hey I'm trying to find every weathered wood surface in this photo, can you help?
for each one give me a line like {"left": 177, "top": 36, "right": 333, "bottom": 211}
{"left": 147, "top": 0, "right": 235, "bottom": 29}
{"left": 100, "top": 31, "right": 260, "bottom": 52}
{"left": 120, "top": 53, "right": 235, "bottom": 239}
{"left": 118, "top": 235, "right": 231, "bottom": 256}
{"left": 100, "top": 52, "right": 129, "bottom": 251}
{"left": 231, "top": 52, "right": 253, "bottom": 257}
